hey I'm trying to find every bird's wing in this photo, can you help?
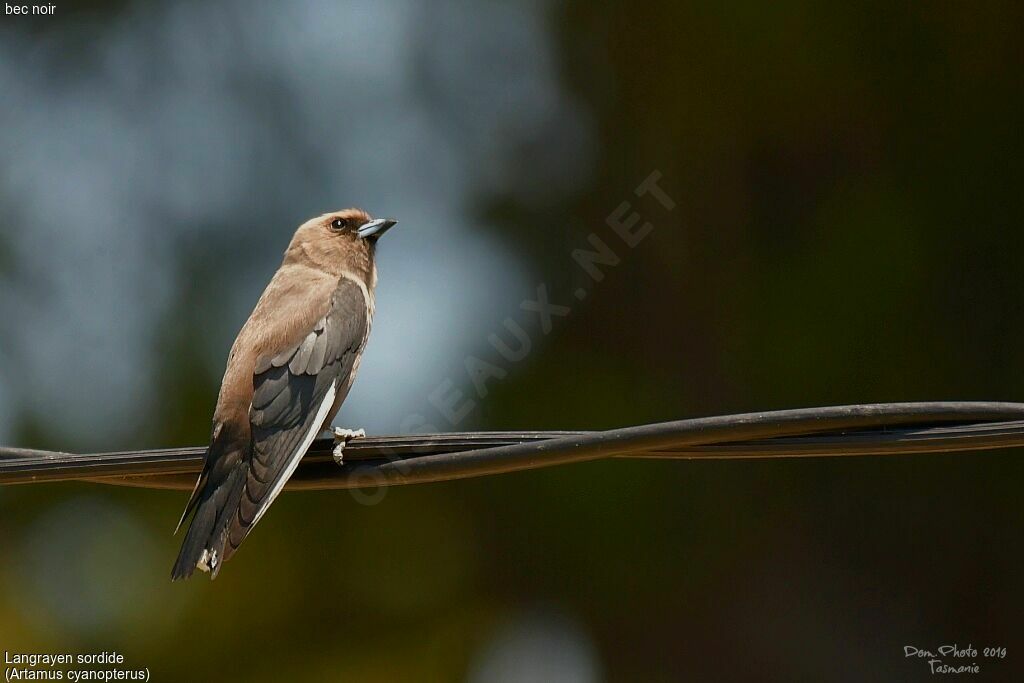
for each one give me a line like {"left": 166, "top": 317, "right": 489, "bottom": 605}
{"left": 221, "top": 277, "right": 369, "bottom": 562}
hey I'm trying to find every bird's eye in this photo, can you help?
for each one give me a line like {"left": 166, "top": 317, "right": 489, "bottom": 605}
{"left": 330, "top": 218, "right": 348, "bottom": 232}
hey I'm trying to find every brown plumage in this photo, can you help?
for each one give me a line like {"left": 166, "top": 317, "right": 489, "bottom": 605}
{"left": 172, "top": 208, "right": 397, "bottom": 580}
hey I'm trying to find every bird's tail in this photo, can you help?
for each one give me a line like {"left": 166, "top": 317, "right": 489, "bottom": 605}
{"left": 171, "top": 434, "right": 248, "bottom": 581}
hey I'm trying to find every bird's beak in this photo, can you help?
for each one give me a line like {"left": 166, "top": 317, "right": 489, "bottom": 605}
{"left": 357, "top": 218, "right": 398, "bottom": 240}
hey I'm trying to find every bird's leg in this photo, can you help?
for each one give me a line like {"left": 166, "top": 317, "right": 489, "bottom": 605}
{"left": 332, "top": 427, "right": 366, "bottom": 466}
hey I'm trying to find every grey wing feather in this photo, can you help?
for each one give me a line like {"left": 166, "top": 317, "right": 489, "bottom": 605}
{"left": 172, "top": 278, "right": 369, "bottom": 580}
{"left": 225, "top": 278, "right": 369, "bottom": 560}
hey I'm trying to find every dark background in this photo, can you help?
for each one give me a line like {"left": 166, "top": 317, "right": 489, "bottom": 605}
{"left": 1, "top": 1, "right": 1022, "bottom": 680}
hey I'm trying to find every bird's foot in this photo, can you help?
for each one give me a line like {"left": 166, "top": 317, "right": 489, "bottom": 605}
{"left": 332, "top": 427, "right": 366, "bottom": 466}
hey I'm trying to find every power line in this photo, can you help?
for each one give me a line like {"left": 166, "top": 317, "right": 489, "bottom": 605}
{"left": 2, "top": 402, "right": 1022, "bottom": 491}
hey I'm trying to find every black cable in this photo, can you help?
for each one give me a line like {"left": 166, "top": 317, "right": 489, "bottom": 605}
{"left": 1, "top": 402, "right": 1022, "bottom": 490}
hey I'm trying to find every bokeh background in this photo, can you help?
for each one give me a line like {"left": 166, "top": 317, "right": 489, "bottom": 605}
{"left": 2, "top": 1, "right": 1023, "bottom": 680}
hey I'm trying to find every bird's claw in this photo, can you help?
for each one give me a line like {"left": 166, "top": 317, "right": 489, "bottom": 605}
{"left": 332, "top": 427, "right": 366, "bottom": 466}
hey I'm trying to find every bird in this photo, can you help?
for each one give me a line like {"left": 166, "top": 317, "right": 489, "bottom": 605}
{"left": 171, "top": 208, "right": 397, "bottom": 580}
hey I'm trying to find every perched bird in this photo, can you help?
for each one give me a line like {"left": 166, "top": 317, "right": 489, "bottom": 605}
{"left": 171, "top": 208, "right": 397, "bottom": 580}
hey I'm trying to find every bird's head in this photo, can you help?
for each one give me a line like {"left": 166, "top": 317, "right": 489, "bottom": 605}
{"left": 284, "top": 208, "right": 397, "bottom": 280}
